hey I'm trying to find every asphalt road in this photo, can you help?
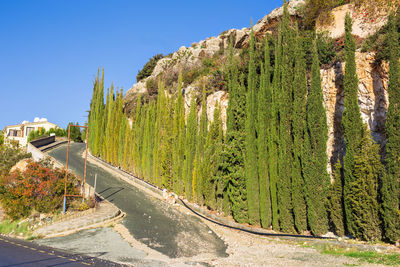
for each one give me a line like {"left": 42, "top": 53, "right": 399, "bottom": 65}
{"left": 48, "top": 143, "right": 227, "bottom": 259}
{"left": 0, "top": 235, "right": 120, "bottom": 267}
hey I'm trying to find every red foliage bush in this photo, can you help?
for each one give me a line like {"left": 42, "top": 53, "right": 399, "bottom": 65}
{"left": 0, "top": 160, "right": 80, "bottom": 219}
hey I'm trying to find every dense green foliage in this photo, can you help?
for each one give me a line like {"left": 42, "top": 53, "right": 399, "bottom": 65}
{"left": 329, "top": 162, "right": 345, "bottom": 236}
{"left": 382, "top": 12, "right": 400, "bottom": 243}
{"left": 291, "top": 27, "right": 308, "bottom": 234}
{"left": 342, "top": 14, "right": 365, "bottom": 238}
{"left": 27, "top": 127, "right": 67, "bottom": 143}
{"left": 245, "top": 25, "right": 260, "bottom": 225}
{"left": 224, "top": 39, "right": 248, "bottom": 223}
{"left": 257, "top": 37, "right": 272, "bottom": 229}
{"left": 67, "top": 122, "right": 83, "bottom": 143}
{"left": 303, "top": 42, "right": 330, "bottom": 236}
{"left": 86, "top": 7, "right": 400, "bottom": 242}
{"left": 136, "top": 54, "right": 163, "bottom": 82}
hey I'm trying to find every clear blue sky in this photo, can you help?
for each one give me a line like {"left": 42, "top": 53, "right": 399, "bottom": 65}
{"left": 0, "top": 0, "right": 282, "bottom": 129}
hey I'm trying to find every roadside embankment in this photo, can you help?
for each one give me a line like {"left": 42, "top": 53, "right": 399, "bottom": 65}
{"left": 26, "top": 140, "right": 124, "bottom": 239}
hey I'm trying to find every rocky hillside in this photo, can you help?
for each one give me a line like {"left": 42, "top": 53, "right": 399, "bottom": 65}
{"left": 124, "top": 0, "right": 396, "bottom": 175}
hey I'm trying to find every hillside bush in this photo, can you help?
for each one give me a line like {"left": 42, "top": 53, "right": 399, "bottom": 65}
{"left": 361, "top": 9, "right": 400, "bottom": 62}
{"left": 0, "top": 160, "right": 80, "bottom": 219}
{"left": 0, "top": 143, "right": 30, "bottom": 176}
{"left": 136, "top": 54, "right": 163, "bottom": 82}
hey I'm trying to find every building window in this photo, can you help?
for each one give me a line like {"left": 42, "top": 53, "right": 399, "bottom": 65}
{"left": 26, "top": 127, "right": 34, "bottom": 136}
{"left": 8, "top": 129, "right": 18, "bottom": 137}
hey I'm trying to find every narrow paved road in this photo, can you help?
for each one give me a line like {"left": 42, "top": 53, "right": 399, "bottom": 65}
{"left": 0, "top": 235, "right": 120, "bottom": 266}
{"left": 48, "top": 143, "right": 227, "bottom": 259}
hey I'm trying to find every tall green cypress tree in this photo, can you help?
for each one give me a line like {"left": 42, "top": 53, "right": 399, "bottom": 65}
{"left": 118, "top": 116, "right": 126, "bottom": 167}
{"left": 269, "top": 31, "right": 281, "bottom": 231}
{"left": 348, "top": 125, "right": 382, "bottom": 241}
{"left": 172, "top": 73, "right": 185, "bottom": 196}
{"left": 194, "top": 85, "right": 208, "bottom": 204}
{"left": 141, "top": 104, "right": 151, "bottom": 179}
{"left": 258, "top": 36, "right": 272, "bottom": 229}
{"left": 184, "top": 94, "right": 197, "bottom": 201}
{"left": 203, "top": 103, "right": 224, "bottom": 210}
{"left": 245, "top": 24, "right": 260, "bottom": 225}
{"left": 88, "top": 68, "right": 105, "bottom": 157}
{"left": 382, "top": 12, "right": 400, "bottom": 243}
{"left": 153, "top": 80, "right": 164, "bottom": 187}
{"left": 329, "top": 161, "right": 345, "bottom": 236}
{"left": 133, "top": 96, "right": 143, "bottom": 176}
{"left": 291, "top": 27, "right": 308, "bottom": 233}
{"left": 342, "top": 14, "right": 364, "bottom": 236}
{"left": 303, "top": 41, "right": 330, "bottom": 236}
{"left": 224, "top": 38, "right": 248, "bottom": 223}
{"left": 158, "top": 82, "right": 173, "bottom": 189}
{"left": 123, "top": 119, "right": 132, "bottom": 171}
{"left": 105, "top": 85, "right": 115, "bottom": 163}
{"left": 277, "top": 1, "right": 295, "bottom": 232}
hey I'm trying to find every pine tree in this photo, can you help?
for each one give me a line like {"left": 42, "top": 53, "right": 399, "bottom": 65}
{"left": 342, "top": 14, "right": 364, "bottom": 236}
{"left": 291, "top": 26, "right": 308, "bottom": 233}
{"left": 348, "top": 125, "right": 382, "bottom": 241}
{"left": 382, "top": 12, "right": 400, "bottom": 243}
{"left": 303, "top": 41, "right": 330, "bottom": 236}
{"left": 245, "top": 24, "right": 260, "bottom": 225}
{"left": 277, "top": 1, "right": 295, "bottom": 232}
{"left": 258, "top": 36, "right": 272, "bottom": 229}
{"left": 184, "top": 94, "right": 197, "bottom": 201}
{"left": 329, "top": 161, "right": 345, "bottom": 236}
{"left": 224, "top": 38, "right": 248, "bottom": 223}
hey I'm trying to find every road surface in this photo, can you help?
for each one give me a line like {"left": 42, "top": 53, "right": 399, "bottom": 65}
{"left": 48, "top": 143, "right": 227, "bottom": 258}
{"left": 0, "top": 234, "right": 120, "bottom": 266}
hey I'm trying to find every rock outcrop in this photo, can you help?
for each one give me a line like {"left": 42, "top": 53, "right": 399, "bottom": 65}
{"left": 322, "top": 52, "right": 389, "bottom": 175}
{"left": 124, "top": 1, "right": 394, "bottom": 178}
{"left": 316, "top": 3, "right": 395, "bottom": 39}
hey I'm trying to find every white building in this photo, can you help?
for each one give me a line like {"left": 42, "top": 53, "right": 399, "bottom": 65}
{"left": 3, "top": 118, "right": 58, "bottom": 147}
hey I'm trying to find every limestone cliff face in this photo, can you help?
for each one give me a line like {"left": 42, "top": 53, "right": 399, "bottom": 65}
{"left": 124, "top": 1, "right": 393, "bottom": 176}
{"left": 322, "top": 52, "right": 389, "bottom": 175}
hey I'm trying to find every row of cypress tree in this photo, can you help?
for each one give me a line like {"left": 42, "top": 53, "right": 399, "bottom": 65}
{"left": 87, "top": 3, "right": 400, "bottom": 242}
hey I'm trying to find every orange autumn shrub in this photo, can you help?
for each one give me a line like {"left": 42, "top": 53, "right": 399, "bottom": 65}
{"left": 0, "top": 160, "right": 80, "bottom": 219}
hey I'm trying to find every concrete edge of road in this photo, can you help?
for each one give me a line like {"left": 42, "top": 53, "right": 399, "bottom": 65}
{"left": 37, "top": 208, "right": 126, "bottom": 239}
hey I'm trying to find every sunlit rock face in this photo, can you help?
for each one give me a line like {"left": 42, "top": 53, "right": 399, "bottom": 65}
{"left": 321, "top": 52, "right": 389, "bottom": 176}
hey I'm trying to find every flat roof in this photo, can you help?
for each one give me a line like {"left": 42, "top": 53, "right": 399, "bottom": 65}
{"left": 4, "top": 121, "right": 58, "bottom": 130}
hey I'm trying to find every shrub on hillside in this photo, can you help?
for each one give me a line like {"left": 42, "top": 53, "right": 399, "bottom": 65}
{"left": 0, "top": 143, "right": 30, "bottom": 176}
{"left": 136, "top": 54, "right": 163, "bottom": 82}
{"left": 0, "top": 160, "right": 80, "bottom": 219}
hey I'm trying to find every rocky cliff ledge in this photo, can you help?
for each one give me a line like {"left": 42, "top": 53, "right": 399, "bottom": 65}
{"left": 124, "top": 0, "right": 394, "bottom": 175}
